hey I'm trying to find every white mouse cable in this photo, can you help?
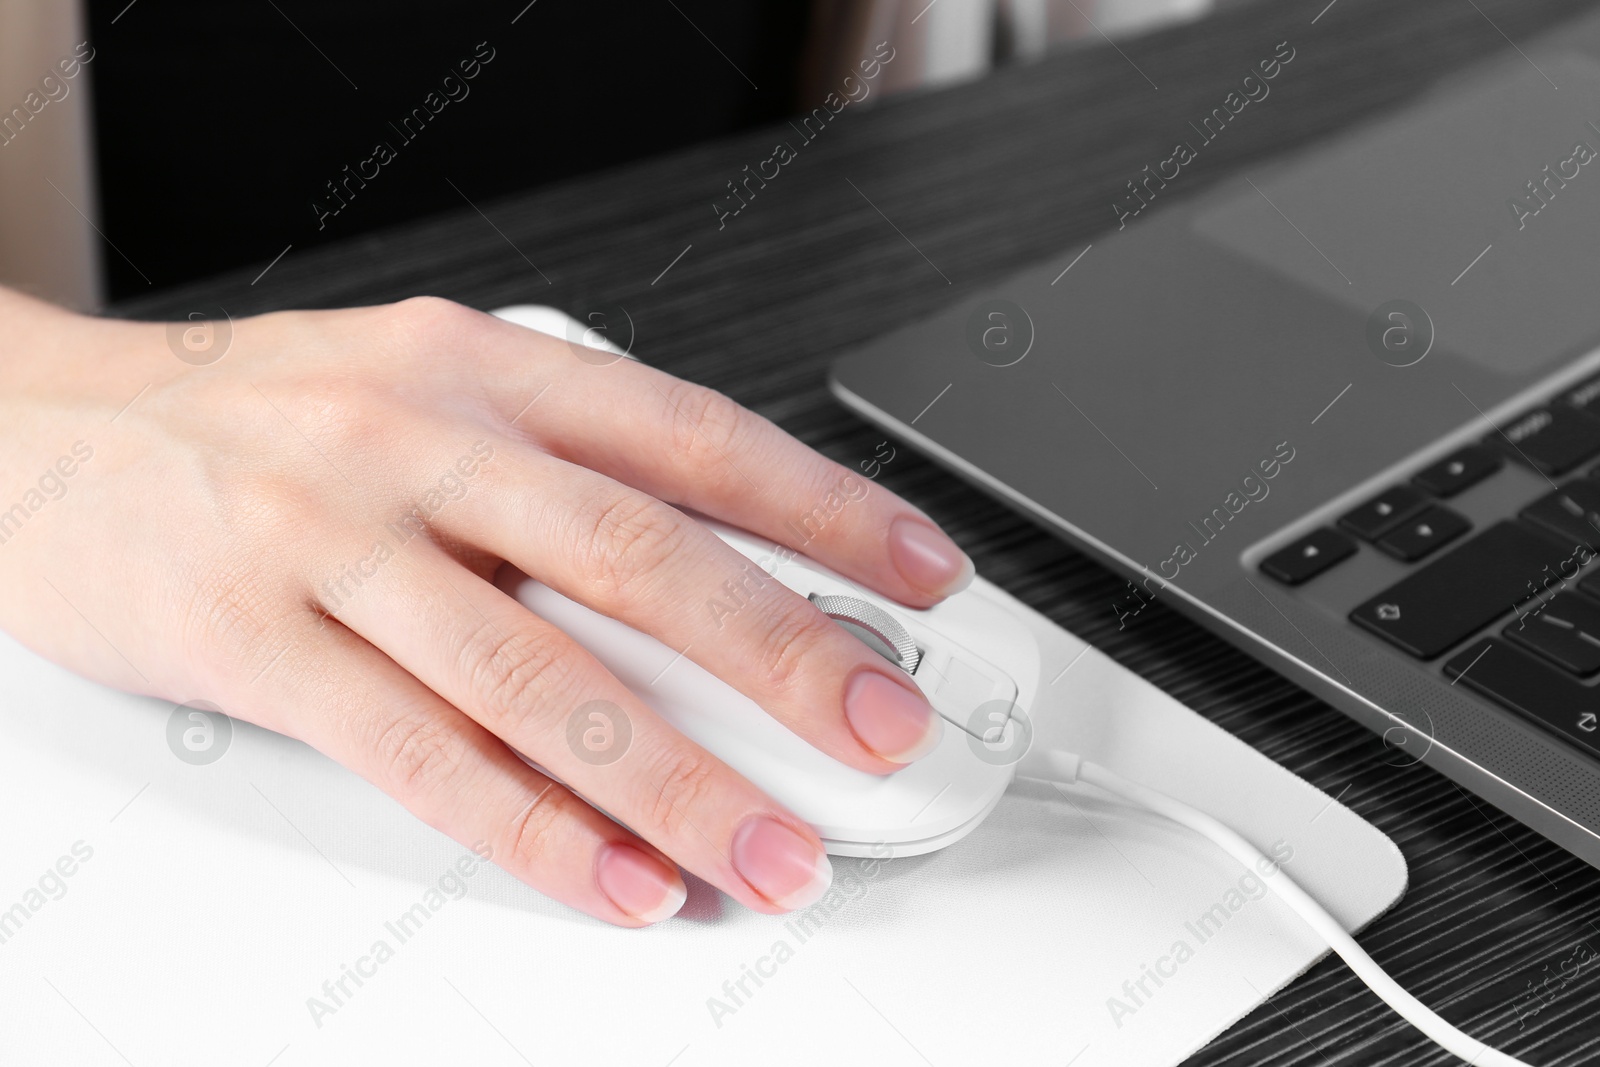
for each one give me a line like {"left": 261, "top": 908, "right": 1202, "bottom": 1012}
{"left": 1018, "top": 750, "right": 1534, "bottom": 1067}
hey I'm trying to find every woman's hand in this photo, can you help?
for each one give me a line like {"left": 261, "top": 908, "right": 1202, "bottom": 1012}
{"left": 0, "top": 291, "right": 973, "bottom": 926}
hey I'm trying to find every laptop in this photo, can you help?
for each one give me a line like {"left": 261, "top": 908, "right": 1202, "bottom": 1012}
{"left": 830, "top": 9, "right": 1600, "bottom": 868}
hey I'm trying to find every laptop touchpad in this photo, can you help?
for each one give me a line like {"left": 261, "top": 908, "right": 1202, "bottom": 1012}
{"left": 1193, "top": 54, "right": 1600, "bottom": 375}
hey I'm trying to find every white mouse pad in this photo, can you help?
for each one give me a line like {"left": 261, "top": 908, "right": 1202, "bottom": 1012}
{"left": 0, "top": 569, "right": 1404, "bottom": 1067}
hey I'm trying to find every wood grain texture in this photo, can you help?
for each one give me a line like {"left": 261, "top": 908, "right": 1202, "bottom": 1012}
{"left": 112, "top": 0, "right": 1600, "bottom": 1061}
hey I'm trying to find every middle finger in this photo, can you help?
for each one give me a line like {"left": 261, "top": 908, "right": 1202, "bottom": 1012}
{"left": 437, "top": 438, "right": 945, "bottom": 772}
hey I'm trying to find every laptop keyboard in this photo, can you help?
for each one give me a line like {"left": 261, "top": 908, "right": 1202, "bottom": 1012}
{"left": 1348, "top": 521, "right": 1566, "bottom": 656}
{"left": 1260, "top": 392, "right": 1600, "bottom": 762}
{"left": 1445, "top": 641, "right": 1600, "bottom": 760}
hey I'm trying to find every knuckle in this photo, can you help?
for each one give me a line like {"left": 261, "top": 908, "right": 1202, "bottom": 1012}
{"left": 503, "top": 784, "right": 576, "bottom": 870}
{"left": 393, "top": 295, "right": 474, "bottom": 334}
{"left": 372, "top": 711, "right": 463, "bottom": 797}
{"left": 642, "top": 748, "right": 722, "bottom": 839}
{"left": 230, "top": 472, "right": 321, "bottom": 530}
{"left": 185, "top": 568, "right": 270, "bottom": 649}
{"left": 749, "top": 600, "right": 836, "bottom": 694}
{"left": 576, "top": 490, "right": 688, "bottom": 599}
{"left": 272, "top": 373, "right": 389, "bottom": 454}
{"left": 182, "top": 554, "right": 304, "bottom": 663}
{"left": 464, "top": 624, "right": 577, "bottom": 730}
{"left": 386, "top": 296, "right": 484, "bottom": 357}
{"left": 662, "top": 379, "right": 753, "bottom": 468}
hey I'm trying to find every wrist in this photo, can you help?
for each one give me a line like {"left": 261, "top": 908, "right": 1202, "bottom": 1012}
{"left": 0, "top": 287, "right": 173, "bottom": 413}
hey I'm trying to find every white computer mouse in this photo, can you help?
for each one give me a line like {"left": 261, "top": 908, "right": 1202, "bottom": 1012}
{"left": 502, "top": 519, "right": 1042, "bottom": 857}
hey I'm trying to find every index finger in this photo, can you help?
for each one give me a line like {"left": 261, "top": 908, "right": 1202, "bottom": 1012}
{"left": 484, "top": 319, "right": 975, "bottom": 607}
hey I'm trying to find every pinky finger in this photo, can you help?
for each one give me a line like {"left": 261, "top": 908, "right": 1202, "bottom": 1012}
{"left": 258, "top": 617, "right": 687, "bottom": 927}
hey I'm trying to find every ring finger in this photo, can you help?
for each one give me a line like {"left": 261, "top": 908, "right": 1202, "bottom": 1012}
{"left": 325, "top": 544, "right": 836, "bottom": 915}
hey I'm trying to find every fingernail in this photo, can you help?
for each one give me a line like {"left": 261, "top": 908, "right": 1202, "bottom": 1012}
{"left": 889, "top": 517, "right": 974, "bottom": 597}
{"left": 731, "top": 816, "right": 832, "bottom": 910}
{"left": 596, "top": 843, "right": 687, "bottom": 924}
{"left": 844, "top": 670, "right": 944, "bottom": 764}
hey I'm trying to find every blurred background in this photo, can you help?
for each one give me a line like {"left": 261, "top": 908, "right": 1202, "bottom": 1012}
{"left": 0, "top": 0, "right": 1255, "bottom": 310}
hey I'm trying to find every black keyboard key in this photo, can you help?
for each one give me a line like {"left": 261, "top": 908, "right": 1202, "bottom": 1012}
{"left": 1374, "top": 505, "right": 1470, "bottom": 561}
{"left": 1351, "top": 522, "right": 1568, "bottom": 658}
{"left": 1444, "top": 639, "right": 1600, "bottom": 760}
{"left": 1504, "top": 594, "right": 1600, "bottom": 675}
{"left": 1518, "top": 481, "right": 1600, "bottom": 554}
{"left": 1560, "top": 372, "right": 1600, "bottom": 420}
{"left": 1492, "top": 406, "right": 1600, "bottom": 476}
{"left": 1260, "top": 528, "right": 1357, "bottom": 585}
{"left": 1412, "top": 445, "right": 1502, "bottom": 497}
{"left": 1339, "top": 485, "right": 1429, "bottom": 542}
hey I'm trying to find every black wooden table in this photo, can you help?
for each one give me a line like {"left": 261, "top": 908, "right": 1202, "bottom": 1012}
{"left": 113, "top": 0, "right": 1600, "bottom": 1061}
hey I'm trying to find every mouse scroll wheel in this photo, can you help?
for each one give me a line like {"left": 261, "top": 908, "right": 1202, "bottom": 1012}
{"left": 808, "top": 593, "right": 922, "bottom": 674}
